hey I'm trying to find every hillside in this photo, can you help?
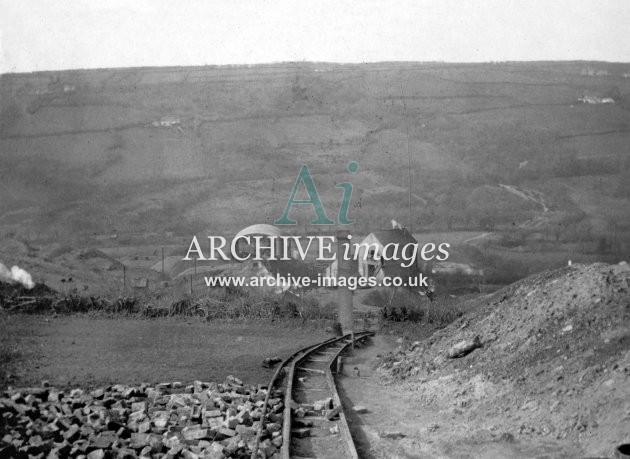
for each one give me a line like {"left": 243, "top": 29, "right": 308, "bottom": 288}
{"left": 1, "top": 61, "right": 630, "bottom": 289}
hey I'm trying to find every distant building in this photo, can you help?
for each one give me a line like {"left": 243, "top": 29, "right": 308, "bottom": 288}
{"left": 579, "top": 95, "right": 614, "bottom": 104}
{"left": 131, "top": 277, "right": 149, "bottom": 291}
{"left": 233, "top": 224, "right": 289, "bottom": 260}
{"left": 581, "top": 67, "right": 609, "bottom": 77}
{"left": 153, "top": 116, "right": 181, "bottom": 127}
{"left": 326, "top": 228, "right": 419, "bottom": 283}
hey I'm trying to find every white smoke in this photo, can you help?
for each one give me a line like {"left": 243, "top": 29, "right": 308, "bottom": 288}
{"left": 391, "top": 219, "right": 403, "bottom": 230}
{"left": 0, "top": 262, "right": 35, "bottom": 289}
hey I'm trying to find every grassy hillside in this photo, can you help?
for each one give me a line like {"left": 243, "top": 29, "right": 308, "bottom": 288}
{"left": 1, "top": 61, "right": 629, "bottom": 290}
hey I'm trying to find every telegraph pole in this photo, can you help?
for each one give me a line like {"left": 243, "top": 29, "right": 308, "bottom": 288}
{"left": 336, "top": 230, "right": 353, "bottom": 334}
{"left": 161, "top": 247, "right": 165, "bottom": 282}
{"left": 400, "top": 81, "right": 413, "bottom": 232}
{"left": 193, "top": 258, "right": 197, "bottom": 296}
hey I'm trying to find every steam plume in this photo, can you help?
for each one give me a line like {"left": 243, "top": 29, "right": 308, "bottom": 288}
{"left": 0, "top": 262, "right": 35, "bottom": 289}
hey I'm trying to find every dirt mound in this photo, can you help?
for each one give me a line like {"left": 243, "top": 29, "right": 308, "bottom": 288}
{"left": 381, "top": 262, "right": 630, "bottom": 457}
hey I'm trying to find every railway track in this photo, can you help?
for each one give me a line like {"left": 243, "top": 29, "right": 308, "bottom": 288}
{"left": 252, "top": 331, "right": 374, "bottom": 459}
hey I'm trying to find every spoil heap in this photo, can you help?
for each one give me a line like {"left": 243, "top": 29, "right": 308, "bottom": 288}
{"left": 381, "top": 262, "right": 630, "bottom": 457}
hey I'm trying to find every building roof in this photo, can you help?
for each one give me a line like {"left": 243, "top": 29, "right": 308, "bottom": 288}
{"left": 362, "top": 228, "right": 419, "bottom": 279}
{"left": 234, "top": 224, "right": 283, "bottom": 239}
{"left": 370, "top": 228, "right": 417, "bottom": 246}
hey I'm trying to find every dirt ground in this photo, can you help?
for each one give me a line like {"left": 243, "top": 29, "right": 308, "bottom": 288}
{"left": 338, "top": 262, "right": 630, "bottom": 459}
{"left": 338, "top": 336, "right": 583, "bottom": 459}
{"left": 0, "top": 315, "right": 328, "bottom": 390}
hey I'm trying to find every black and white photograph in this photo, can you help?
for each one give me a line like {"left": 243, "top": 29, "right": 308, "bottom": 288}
{"left": 1, "top": 1, "right": 629, "bottom": 458}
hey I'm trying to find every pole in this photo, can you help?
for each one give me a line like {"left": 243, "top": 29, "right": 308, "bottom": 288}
{"left": 336, "top": 230, "right": 353, "bottom": 334}
{"left": 193, "top": 258, "right": 197, "bottom": 296}
{"left": 161, "top": 247, "right": 165, "bottom": 282}
{"left": 406, "top": 122, "right": 412, "bottom": 233}
{"left": 400, "top": 81, "right": 413, "bottom": 232}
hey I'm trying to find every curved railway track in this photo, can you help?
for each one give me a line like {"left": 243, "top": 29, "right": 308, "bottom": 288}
{"left": 252, "top": 331, "right": 374, "bottom": 459}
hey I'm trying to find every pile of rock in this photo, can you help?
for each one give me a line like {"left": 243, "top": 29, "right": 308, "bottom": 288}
{"left": 0, "top": 376, "right": 285, "bottom": 458}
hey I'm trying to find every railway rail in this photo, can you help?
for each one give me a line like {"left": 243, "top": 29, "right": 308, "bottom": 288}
{"left": 252, "top": 331, "right": 374, "bottom": 459}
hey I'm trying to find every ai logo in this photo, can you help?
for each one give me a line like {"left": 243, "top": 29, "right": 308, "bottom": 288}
{"left": 274, "top": 161, "right": 359, "bottom": 225}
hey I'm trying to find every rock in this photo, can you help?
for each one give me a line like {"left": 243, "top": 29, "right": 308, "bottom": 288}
{"left": 325, "top": 406, "right": 343, "bottom": 420}
{"left": 182, "top": 426, "right": 208, "bottom": 441}
{"left": 91, "top": 432, "right": 117, "bottom": 449}
{"left": 147, "top": 434, "right": 163, "bottom": 453}
{"left": 259, "top": 438, "right": 276, "bottom": 457}
{"left": 129, "top": 432, "right": 151, "bottom": 449}
{"left": 137, "top": 420, "right": 151, "bottom": 433}
{"left": 313, "top": 398, "right": 332, "bottom": 411}
{"left": 131, "top": 401, "right": 146, "bottom": 412}
{"left": 235, "top": 424, "right": 255, "bottom": 438}
{"left": 116, "top": 447, "right": 137, "bottom": 458}
{"left": 153, "top": 414, "right": 169, "bottom": 429}
{"left": 226, "top": 375, "right": 243, "bottom": 386}
{"left": 90, "top": 388, "right": 105, "bottom": 400}
{"left": 447, "top": 336, "right": 482, "bottom": 359}
{"left": 128, "top": 410, "right": 146, "bottom": 423}
{"left": 236, "top": 409, "right": 252, "bottom": 425}
{"left": 262, "top": 357, "right": 282, "bottom": 368}
{"left": 266, "top": 422, "right": 282, "bottom": 432}
{"left": 214, "top": 428, "right": 235, "bottom": 441}
{"left": 64, "top": 424, "right": 81, "bottom": 442}
{"left": 520, "top": 400, "right": 538, "bottom": 411}
{"left": 87, "top": 449, "right": 105, "bottom": 459}
{"left": 203, "top": 442, "right": 224, "bottom": 459}
{"left": 223, "top": 417, "right": 238, "bottom": 429}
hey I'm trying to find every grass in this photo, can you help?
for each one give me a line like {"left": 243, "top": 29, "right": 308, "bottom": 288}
{"left": 363, "top": 286, "right": 466, "bottom": 329}
{"left": 0, "top": 314, "right": 329, "bottom": 390}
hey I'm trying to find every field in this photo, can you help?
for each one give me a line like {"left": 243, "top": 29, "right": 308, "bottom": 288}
{"left": 0, "top": 314, "right": 328, "bottom": 390}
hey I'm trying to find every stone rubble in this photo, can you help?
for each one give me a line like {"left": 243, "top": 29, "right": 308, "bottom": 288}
{"left": 0, "top": 377, "right": 286, "bottom": 458}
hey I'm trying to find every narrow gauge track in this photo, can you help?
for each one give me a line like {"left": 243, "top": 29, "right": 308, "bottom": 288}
{"left": 252, "top": 331, "right": 374, "bottom": 459}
